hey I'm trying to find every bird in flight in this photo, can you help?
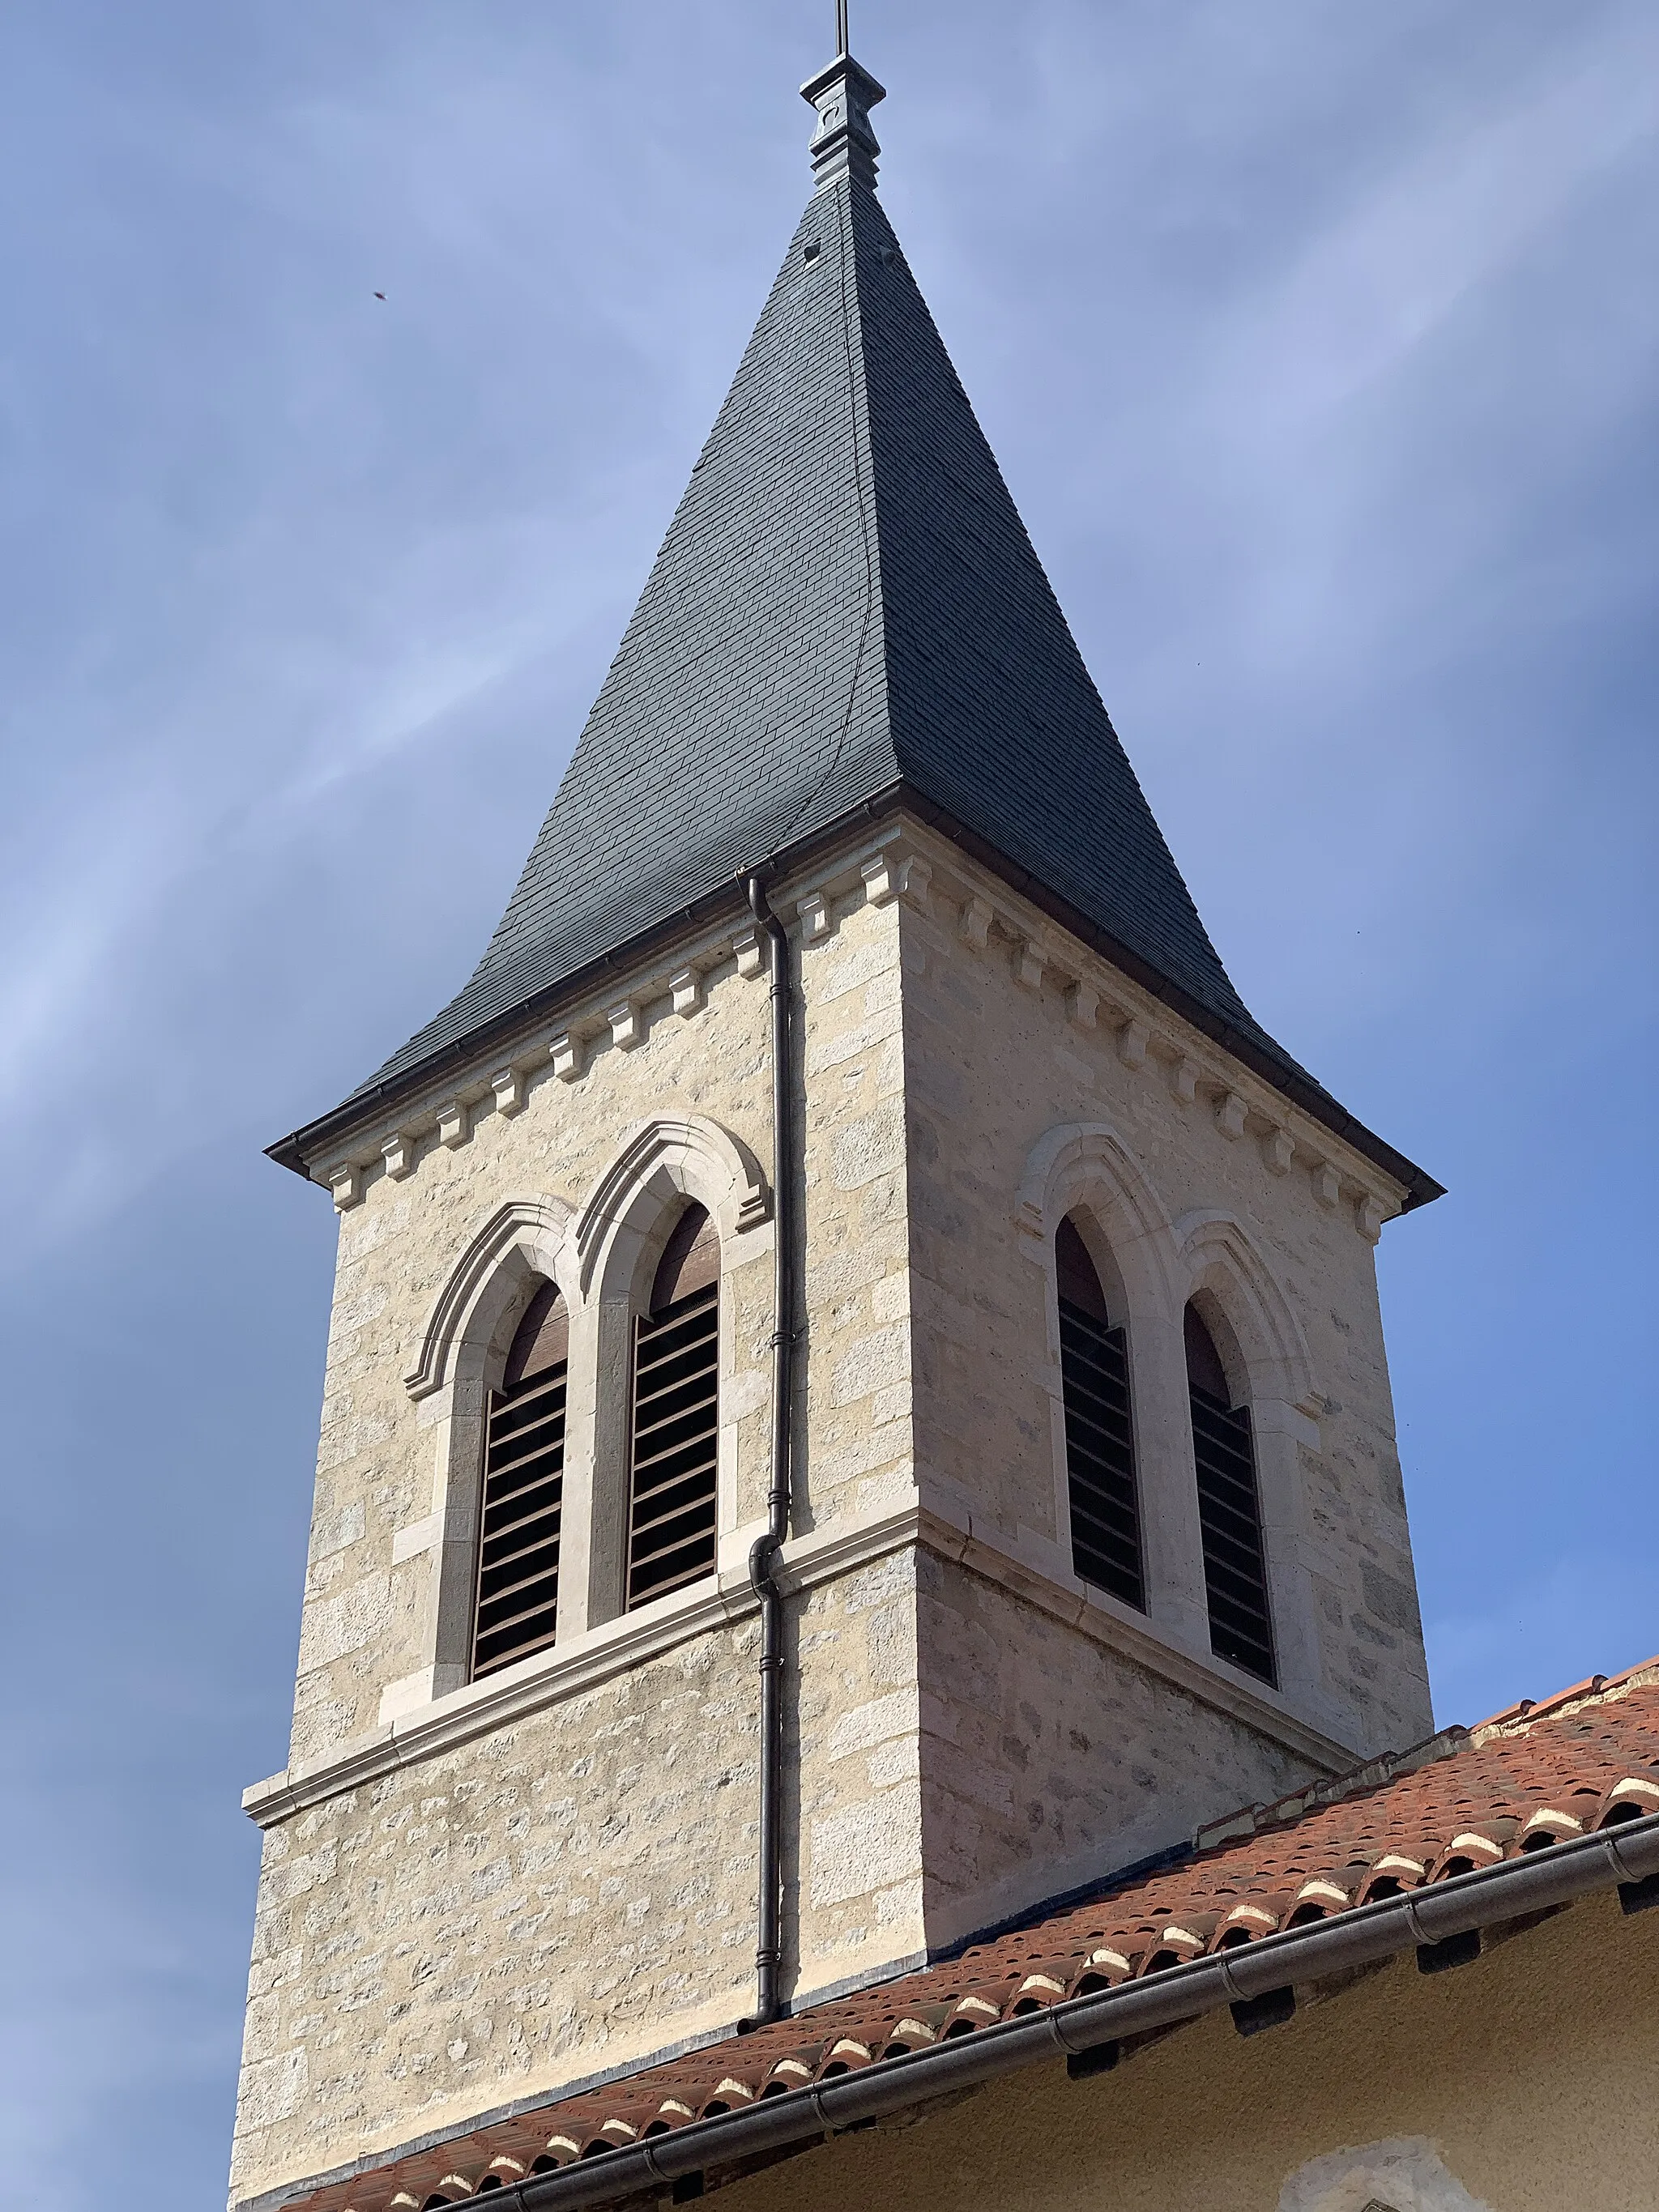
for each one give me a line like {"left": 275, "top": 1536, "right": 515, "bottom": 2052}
{"left": 373, "top": 291, "right": 386, "bottom": 300}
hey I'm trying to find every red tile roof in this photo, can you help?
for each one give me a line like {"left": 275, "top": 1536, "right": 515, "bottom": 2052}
{"left": 283, "top": 1659, "right": 1659, "bottom": 2211}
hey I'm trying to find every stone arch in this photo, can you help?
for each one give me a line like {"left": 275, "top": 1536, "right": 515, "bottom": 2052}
{"left": 574, "top": 1115, "right": 770, "bottom": 1305}
{"left": 1174, "top": 1208, "right": 1317, "bottom": 1416}
{"left": 1017, "top": 1120, "right": 1209, "bottom": 1635}
{"left": 404, "top": 1195, "right": 577, "bottom": 1401}
{"left": 1015, "top": 1119, "right": 1181, "bottom": 1318}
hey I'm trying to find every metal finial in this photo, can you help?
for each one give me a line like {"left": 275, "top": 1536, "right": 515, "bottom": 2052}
{"left": 836, "top": 0, "right": 849, "bottom": 56}
{"left": 801, "top": 35, "right": 885, "bottom": 191}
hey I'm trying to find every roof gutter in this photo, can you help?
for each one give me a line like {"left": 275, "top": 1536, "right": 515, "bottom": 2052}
{"left": 466, "top": 1812, "right": 1659, "bottom": 2211}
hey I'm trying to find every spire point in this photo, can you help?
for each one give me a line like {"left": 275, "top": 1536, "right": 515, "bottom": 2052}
{"left": 800, "top": 46, "right": 885, "bottom": 191}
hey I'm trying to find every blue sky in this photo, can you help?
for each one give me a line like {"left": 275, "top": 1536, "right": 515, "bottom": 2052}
{"left": 1, "top": 2, "right": 1654, "bottom": 2202}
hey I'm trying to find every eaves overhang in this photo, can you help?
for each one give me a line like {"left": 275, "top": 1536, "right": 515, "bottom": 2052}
{"left": 266, "top": 784, "right": 1443, "bottom": 1215}
{"left": 253, "top": 1809, "right": 1659, "bottom": 2212}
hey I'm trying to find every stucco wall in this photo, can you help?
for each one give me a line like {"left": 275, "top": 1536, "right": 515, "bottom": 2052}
{"left": 709, "top": 1887, "right": 1659, "bottom": 2212}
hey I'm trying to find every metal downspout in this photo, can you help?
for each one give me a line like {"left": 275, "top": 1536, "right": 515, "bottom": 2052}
{"left": 744, "top": 876, "right": 796, "bottom": 2030}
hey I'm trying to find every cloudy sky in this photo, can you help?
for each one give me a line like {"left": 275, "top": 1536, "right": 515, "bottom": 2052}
{"left": 2, "top": 0, "right": 1655, "bottom": 2201}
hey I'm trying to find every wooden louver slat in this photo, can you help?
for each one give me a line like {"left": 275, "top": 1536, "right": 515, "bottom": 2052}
{"left": 472, "top": 1294, "right": 567, "bottom": 1681}
{"left": 1189, "top": 1381, "right": 1275, "bottom": 1685}
{"left": 628, "top": 1281, "right": 719, "bottom": 1608}
{"left": 1059, "top": 1297, "right": 1145, "bottom": 1610}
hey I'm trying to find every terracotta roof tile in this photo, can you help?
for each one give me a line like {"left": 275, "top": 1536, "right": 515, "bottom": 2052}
{"left": 282, "top": 1658, "right": 1659, "bottom": 2212}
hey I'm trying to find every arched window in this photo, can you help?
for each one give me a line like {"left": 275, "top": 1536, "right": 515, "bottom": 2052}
{"left": 1056, "top": 1215, "right": 1144, "bottom": 1610}
{"left": 1184, "top": 1302, "right": 1275, "bottom": 1684}
{"left": 628, "top": 1203, "right": 720, "bottom": 1608}
{"left": 473, "top": 1280, "right": 569, "bottom": 1679}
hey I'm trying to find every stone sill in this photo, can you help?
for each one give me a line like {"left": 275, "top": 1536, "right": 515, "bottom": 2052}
{"left": 244, "top": 1497, "right": 1358, "bottom": 1828}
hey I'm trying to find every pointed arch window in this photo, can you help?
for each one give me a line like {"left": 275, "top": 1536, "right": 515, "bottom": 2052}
{"left": 1056, "top": 1215, "right": 1145, "bottom": 1610}
{"left": 472, "top": 1281, "right": 568, "bottom": 1680}
{"left": 1185, "top": 1302, "right": 1275, "bottom": 1684}
{"left": 628, "top": 1204, "right": 720, "bottom": 1608}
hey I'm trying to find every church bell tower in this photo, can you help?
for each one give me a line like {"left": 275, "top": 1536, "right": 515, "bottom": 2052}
{"left": 232, "top": 35, "right": 1439, "bottom": 2211}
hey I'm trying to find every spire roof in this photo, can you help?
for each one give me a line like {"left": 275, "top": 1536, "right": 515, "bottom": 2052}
{"left": 284, "top": 48, "right": 1437, "bottom": 1208}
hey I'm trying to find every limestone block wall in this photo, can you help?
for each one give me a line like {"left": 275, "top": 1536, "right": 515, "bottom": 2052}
{"left": 894, "top": 820, "right": 1433, "bottom": 1801}
{"left": 233, "top": 874, "right": 936, "bottom": 2205}
{"left": 233, "top": 815, "right": 1439, "bottom": 2203}
{"left": 915, "top": 1557, "right": 1318, "bottom": 1946}
{"left": 232, "top": 1555, "right": 925, "bottom": 2207}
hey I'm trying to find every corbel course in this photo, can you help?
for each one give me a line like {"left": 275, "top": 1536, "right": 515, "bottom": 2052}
{"left": 899, "top": 825, "right": 1409, "bottom": 1242}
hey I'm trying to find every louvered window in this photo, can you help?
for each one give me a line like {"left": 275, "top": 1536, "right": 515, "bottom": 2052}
{"left": 1056, "top": 1216, "right": 1145, "bottom": 1610}
{"left": 472, "top": 1281, "right": 568, "bottom": 1680}
{"left": 628, "top": 1204, "right": 720, "bottom": 1608}
{"left": 1185, "top": 1302, "right": 1275, "bottom": 1684}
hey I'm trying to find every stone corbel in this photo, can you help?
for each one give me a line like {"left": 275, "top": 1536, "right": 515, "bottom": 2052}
{"left": 732, "top": 927, "right": 766, "bottom": 980}
{"left": 491, "top": 1067, "right": 527, "bottom": 1118}
{"left": 1118, "top": 1017, "right": 1149, "bottom": 1070}
{"left": 382, "top": 1132, "right": 417, "bottom": 1180}
{"left": 1355, "top": 1192, "right": 1388, "bottom": 1244}
{"left": 670, "top": 967, "right": 705, "bottom": 1017}
{"left": 1262, "top": 1127, "right": 1294, "bottom": 1177}
{"left": 608, "top": 1000, "right": 645, "bottom": 1053}
{"left": 550, "top": 1032, "right": 583, "bottom": 1084}
{"left": 437, "top": 1098, "right": 469, "bottom": 1149}
{"left": 861, "top": 847, "right": 932, "bottom": 912}
{"left": 1216, "top": 1091, "right": 1247, "bottom": 1140}
{"left": 1013, "top": 937, "right": 1046, "bottom": 992}
{"left": 1312, "top": 1160, "right": 1341, "bottom": 1210}
{"left": 1065, "top": 981, "right": 1098, "bottom": 1030}
{"left": 959, "top": 893, "right": 993, "bottom": 948}
{"left": 795, "top": 892, "right": 831, "bottom": 943}
{"left": 1171, "top": 1055, "right": 1201, "bottom": 1103}
{"left": 328, "top": 1161, "right": 363, "bottom": 1211}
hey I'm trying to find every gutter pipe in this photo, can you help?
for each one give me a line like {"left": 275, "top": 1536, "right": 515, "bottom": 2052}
{"left": 743, "top": 876, "right": 796, "bottom": 2031}
{"left": 470, "top": 1809, "right": 1659, "bottom": 2210}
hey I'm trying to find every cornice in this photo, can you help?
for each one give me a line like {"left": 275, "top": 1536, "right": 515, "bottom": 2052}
{"left": 271, "top": 795, "right": 1438, "bottom": 1224}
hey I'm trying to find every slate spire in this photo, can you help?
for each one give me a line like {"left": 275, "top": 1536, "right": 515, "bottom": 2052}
{"left": 309, "top": 42, "right": 1433, "bottom": 1205}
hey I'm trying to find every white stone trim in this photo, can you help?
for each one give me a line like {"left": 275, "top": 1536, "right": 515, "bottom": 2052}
{"left": 572, "top": 1115, "right": 770, "bottom": 1298}
{"left": 884, "top": 816, "right": 1410, "bottom": 1231}
{"left": 404, "top": 1195, "right": 578, "bottom": 1400}
{"left": 382, "top": 1132, "right": 417, "bottom": 1179}
{"left": 243, "top": 1496, "right": 1357, "bottom": 1828}
{"left": 861, "top": 848, "right": 931, "bottom": 911}
{"left": 490, "top": 1067, "right": 526, "bottom": 1118}
{"left": 795, "top": 892, "right": 831, "bottom": 942}
{"left": 1012, "top": 936, "right": 1046, "bottom": 992}
{"left": 1174, "top": 1208, "right": 1319, "bottom": 1416}
{"left": 300, "top": 813, "right": 1407, "bottom": 1234}
{"left": 1065, "top": 981, "right": 1098, "bottom": 1029}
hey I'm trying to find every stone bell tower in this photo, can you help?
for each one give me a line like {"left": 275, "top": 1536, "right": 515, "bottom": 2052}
{"left": 231, "top": 36, "right": 1439, "bottom": 2212}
